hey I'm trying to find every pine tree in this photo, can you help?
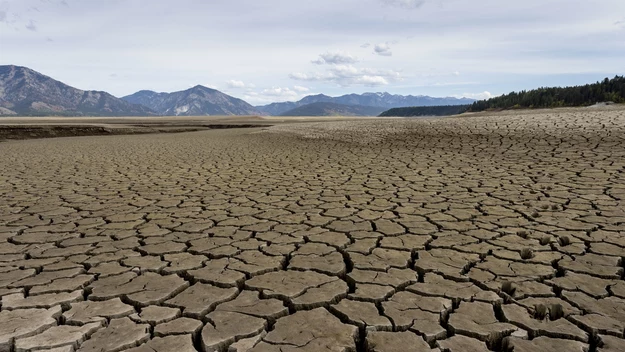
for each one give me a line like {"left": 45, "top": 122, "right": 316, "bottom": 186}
{"left": 469, "top": 76, "right": 625, "bottom": 112}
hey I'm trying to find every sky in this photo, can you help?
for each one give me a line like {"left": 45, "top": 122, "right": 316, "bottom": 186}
{"left": 1, "top": 0, "right": 624, "bottom": 105}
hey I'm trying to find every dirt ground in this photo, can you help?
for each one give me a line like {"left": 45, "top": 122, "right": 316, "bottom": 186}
{"left": 0, "top": 115, "right": 379, "bottom": 141}
{"left": 0, "top": 107, "right": 624, "bottom": 351}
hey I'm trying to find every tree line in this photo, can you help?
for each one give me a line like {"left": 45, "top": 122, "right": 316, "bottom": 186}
{"left": 469, "top": 76, "right": 625, "bottom": 112}
{"left": 379, "top": 105, "right": 470, "bottom": 117}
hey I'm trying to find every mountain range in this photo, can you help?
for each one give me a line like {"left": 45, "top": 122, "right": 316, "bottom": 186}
{"left": 0, "top": 65, "right": 476, "bottom": 117}
{"left": 256, "top": 93, "right": 475, "bottom": 116}
{"left": 0, "top": 65, "right": 153, "bottom": 116}
{"left": 280, "top": 102, "right": 387, "bottom": 116}
{"left": 122, "top": 87, "right": 260, "bottom": 116}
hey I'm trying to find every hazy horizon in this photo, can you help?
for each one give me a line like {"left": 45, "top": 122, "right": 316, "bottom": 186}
{"left": 1, "top": 0, "right": 624, "bottom": 104}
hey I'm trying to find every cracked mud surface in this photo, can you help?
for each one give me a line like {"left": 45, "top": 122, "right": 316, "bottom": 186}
{"left": 1, "top": 108, "right": 625, "bottom": 352}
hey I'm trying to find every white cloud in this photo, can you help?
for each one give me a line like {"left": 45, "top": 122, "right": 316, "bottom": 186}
{"left": 457, "top": 91, "right": 496, "bottom": 100}
{"left": 0, "top": 0, "right": 8, "bottom": 23}
{"left": 379, "top": 0, "right": 426, "bottom": 9}
{"left": 226, "top": 80, "right": 255, "bottom": 89}
{"left": 289, "top": 72, "right": 314, "bottom": 81}
{"left": 312, "top": 51, "right": 358, "bottom": 65}
{"left": 25, "top": 19, "right": 36, "bottom": 31}
{"left": 290, "top": 65, "right": 402, "bottom": 87}
{"left": 360, "top": 43, "right": 371, "bottom": 48}
{"left": 358, "top": 76, "right": 389, "bottom": 85}
{"left": 243, "top": 86, "right": 313, "bottom": 104}
{"left": 3, "top": 0, "right": 625, "bottom": 99}
{"left": 373, "top": 43, "right": 392, "bottom": 56}
{"left": 430, "top": 81, "right": 479, "bottom": 87}
{"left": 452, "top": 71, "right": 460, "bottom": 76}
{"left": 260, "top": 87, "right": 299, "bottom": 98}
{"left": 293, "top": 85, "right": 310, "bottom": 92}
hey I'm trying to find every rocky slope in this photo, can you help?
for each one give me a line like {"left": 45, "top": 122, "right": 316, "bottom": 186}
{"left": 122, "top": 86, "right": 261, "bottom": 116}
{"left": 0, "top": 65, "right": 154, "bottom": 116}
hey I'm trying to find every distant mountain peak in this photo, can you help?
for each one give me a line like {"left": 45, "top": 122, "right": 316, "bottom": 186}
{"left": 0, "top": 65, "right": 476, "bottom": 118}
{"left": 0, "top": 65, "right": 154, "bottom": 116}
{"left": 256, "top": 92, "right": 475, "bottom": 116}
{"left": 189, "top": 84, "right": 211, "bottom": 91}
{"left": 280, "top": 102, "right": 386, "bottom": 117}
{"left": 122, "top": 85, "right": 260, "bottom": 116}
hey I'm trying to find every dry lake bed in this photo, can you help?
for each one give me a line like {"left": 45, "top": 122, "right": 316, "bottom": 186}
{"left": 1, "top": 108, "right": 624, "bottom": 352}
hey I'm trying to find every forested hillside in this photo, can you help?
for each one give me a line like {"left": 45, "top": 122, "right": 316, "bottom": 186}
{"left": 379, "top": 105, "right": 470, "bottom": 117}
{"left": 469, "top": 76, "right": 625, "bottom": 111}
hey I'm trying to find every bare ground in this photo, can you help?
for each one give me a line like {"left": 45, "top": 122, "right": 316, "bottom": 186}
{"left": 0, "top": 107, "right": 624, "bottom": 352}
